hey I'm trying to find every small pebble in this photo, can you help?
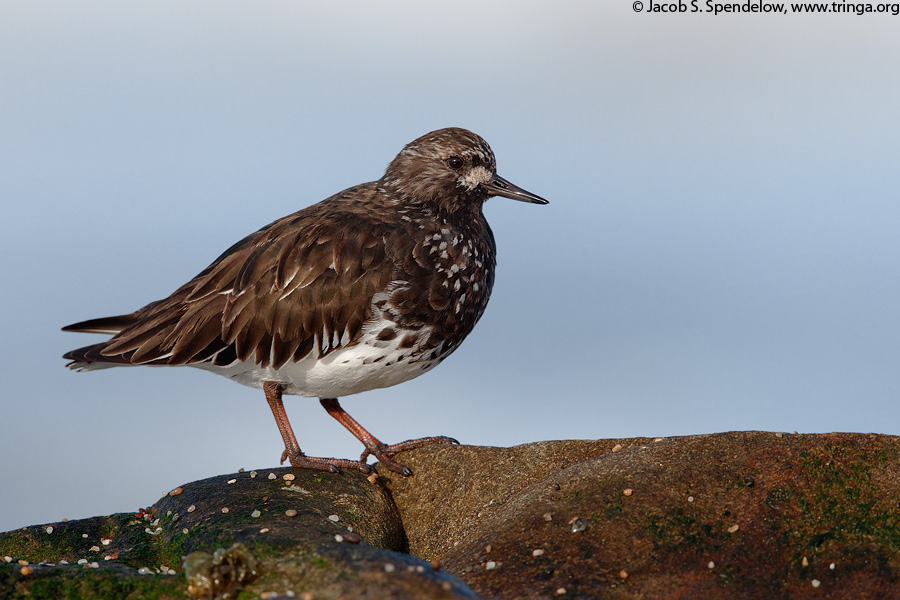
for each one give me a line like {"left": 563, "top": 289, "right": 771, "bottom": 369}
{"left": 101, "top": 538, "right": 111, "bottom": 546}
{"left": 367, "top": 473, "right": 379, "bottom": 484}
{"left": 811, "top": 579, "right": 821, "bottom": 588}
{"left": 182, "top": 528, "right": 188, "bottom": 534}
{"left": 328, "top": 514, "right": 340, "bottom": 522}
{"left": 18, "top": 560, "right": 29, "bottom": 566}
{"left": 543, "top": 512, "right": 553, "bottom": 522}
{"left": 687, "top": 496, "right": 694, "bottom": 502}
{"left": 251, "top": 510, "right": 261, "bottom": 518}
{"left": 187, "top": 505, "right": 196, "bottom": 513}
{"left": 334, "top": 534, "right": 345, "bottom": 542}
{"left": 283, "top": 473, "right": 296, "bottom": 481}
{"left": 431, "top": 560, "right": 441, "bottom": 570}
{"left": 88, "top": 562, "right": 99, "bottom": 569}
{"left": 344, "top": 532, "right": 361, "bottom": 544}
{"left": 485, "top": 544, "right": 492, "bottom": 553}
{"left": 556, "top": 588, "right": 567, "bottom": 596}
{"left": 623, "top": 488, "right": 633, "bottom": 496}
{"left": 90, "top": 546, "right": 100, "bottom": 552}
{"left": 727, "top": 524, "right": 740, "bottom": 533}
{"left": 138, "top": 567, "right": 151, "bottom": 575}
{"left": 260, "top": 528, "right": 270, "bottom": 533}
{"left": 227, "top": 479, "right": 237, "bottom": 485}
{"left": 384, "top": 563, "right": 395, "bottom": 573}
{"left": 775, "top": 432, "right": 784, "bottom": 438}
{"left": 250, "top": 471, "right": 258, "bottom": 478}
{"left": 300, "top": 593, "right": 314, "bottom": 600}
{"left": 285, "top": 509, "right": 298, "bottom": 517}
{"left": 3, "top": 556, "right": 11, "bottom": 563}
{"left": 169, "top": 487, "right": 183, "bottom": 497}
{"left": 708, "top": 561, "right": 715, "bottom": 569}
{"left": 221, "top": 507, "right": 229, "bottom": 514}
{"left": 268, "top": 473, "right": 277, "bottom": 480}
{"left": 802, "top": 556, "right": 809, "bottom": 567}
{"left": 830, "top": 562, "right": 836, "bottom": 570}
{"left": 654, "top": 437, "right": 665, "bottom": 442}
{"left": 485, "top": 561, "right": 497, "bottom": 570}
{"left": 46, "top": 526, "right": 53, "bottom": 534}
{"left": 612, "top": 444, "right": 622, "bottom": 452}
{"left": 619, "top": 569, "right": 629, "bottom": 579}
{"left": 238, "top": 468, "right": 245, "bottom": 473}
{"left": 569, "top": 517, "right": 588, "bottom": 533}
{"left": 20, "top": 566, "right": 32, "bottom": 576}
{"left": 82, "top": 534, "right": 88, "bottom": 538}
{"left": 59, "top": 560, "right": 68, "bottom": 565}
{"left": 77, "top": 559, "right": 88, "bottom": 565}
{"left": 532, "top": 549, "right": 545, "bottom": 557}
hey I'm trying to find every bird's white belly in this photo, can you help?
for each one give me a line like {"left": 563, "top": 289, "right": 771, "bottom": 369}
{"left": 192, "top": 335, "right": 443, "bottom": 398}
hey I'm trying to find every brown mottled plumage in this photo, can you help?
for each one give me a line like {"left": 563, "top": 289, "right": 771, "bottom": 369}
{"left": 63, "top": 127, "right": 547, "bottom": 475}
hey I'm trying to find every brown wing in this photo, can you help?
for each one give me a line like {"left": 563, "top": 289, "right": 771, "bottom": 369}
{"left": 64, "top": 193, "right": 397, "bottom": 370}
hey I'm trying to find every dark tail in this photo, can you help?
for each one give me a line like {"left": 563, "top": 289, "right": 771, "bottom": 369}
{"left": 62, "top": 314, "right": 138, "bottom": 334}
{"left": 62, "top": 313, "right": 140, "bottom": 370}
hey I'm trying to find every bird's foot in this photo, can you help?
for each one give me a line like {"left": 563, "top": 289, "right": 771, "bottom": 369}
{"left": 360, "top": 436, "right": 460, "bottom": 476}
{"left": 280, "top": 449, "right": 376, "bottom": 475}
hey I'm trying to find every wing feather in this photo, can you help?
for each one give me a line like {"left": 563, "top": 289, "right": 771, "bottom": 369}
{"left": 63, "top": 186, "right": 403, "bottom": 371}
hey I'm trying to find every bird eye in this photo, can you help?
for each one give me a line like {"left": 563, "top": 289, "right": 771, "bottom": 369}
{"left": 447, "top": 156, "right": 463, "bottom": 169}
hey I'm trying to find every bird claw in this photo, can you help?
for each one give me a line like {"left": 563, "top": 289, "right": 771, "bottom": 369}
{"left": 359, "top": 435, "right": 458, "bottom": 477}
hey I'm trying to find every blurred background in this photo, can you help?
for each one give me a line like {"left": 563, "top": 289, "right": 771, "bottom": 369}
{"left": 2, "top": 1, "right": 899, "bottom": 533}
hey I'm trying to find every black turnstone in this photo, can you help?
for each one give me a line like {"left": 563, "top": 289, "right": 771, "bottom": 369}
{"left": 63, "top": 127, "right": 548, "bottom": 475}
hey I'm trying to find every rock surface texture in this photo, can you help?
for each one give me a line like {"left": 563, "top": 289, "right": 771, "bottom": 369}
{"left": 3, "top": 432, "right": 900, "bottom": 599}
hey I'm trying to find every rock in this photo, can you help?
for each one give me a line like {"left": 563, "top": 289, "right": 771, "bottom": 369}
{"left": 0, "top": 467, "right": 477, "bottom": 599}
{"left": 384, "top": 432, "right": 900, "bottom": 599}
{"left": 4, "top": 432, "right": 900, "bottom": 599}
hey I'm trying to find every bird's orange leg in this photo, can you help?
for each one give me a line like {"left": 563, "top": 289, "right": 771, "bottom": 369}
{"left": 319, "top": 397, "right": 458, "bottom": 476}
{"left": 263, "top": 382, "right": 371, "bottom": 474}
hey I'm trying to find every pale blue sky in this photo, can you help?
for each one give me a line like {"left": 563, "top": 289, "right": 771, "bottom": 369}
{"left": 2, "top": 1, "right": 899, "bottom": 533}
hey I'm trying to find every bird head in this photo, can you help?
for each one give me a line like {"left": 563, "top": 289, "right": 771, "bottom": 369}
{"left": 381, "top": 127, "right": 548, "bottom": 214}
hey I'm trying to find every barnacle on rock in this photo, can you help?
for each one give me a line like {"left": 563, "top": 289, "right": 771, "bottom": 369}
{"left": 183, "top": 542, "right": 258, "bottom": 599}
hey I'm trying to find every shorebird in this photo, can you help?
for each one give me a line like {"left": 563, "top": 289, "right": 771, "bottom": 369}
{"left": 63, "top": 127, "right": 548, "bottom": 475}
